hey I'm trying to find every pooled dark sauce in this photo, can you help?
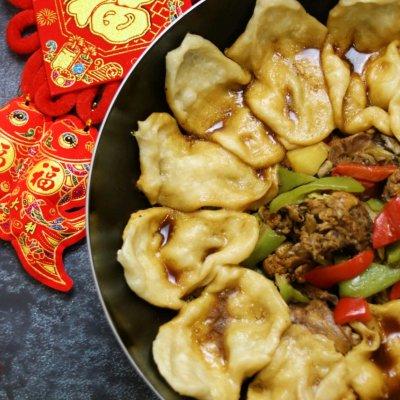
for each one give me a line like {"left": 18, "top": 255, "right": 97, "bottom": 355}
{"left": 205, "top": 108, "right": 233, "bottom": 134}
{"left": 206, "top": 120, "right": 225, "bottom": 134}
{"left": 371, "top": 316, "right": 400, "bottom": 399}
{"left": 158, "top": 215, "right": 174, "bottom": 247}
{"left": 284, "top": 90, "right": 298, "bottom": 123}
{"left": 164, "top": 262, "right": 181, "bottom": 285}
{"left": 256, "top": 169, "right": 266, "bottom": 181}
{"left": 158, "top": 215, "right": 180, "bottom": 285}
{"left": 344, "top": 47, "right": 376, "bottom": 75}
{"left": 205, "top": 89, "right": 244, "bottom": 134}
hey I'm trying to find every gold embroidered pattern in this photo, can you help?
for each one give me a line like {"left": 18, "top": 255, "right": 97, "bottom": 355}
{"left": 37, "top": 8, "right": 57, "bottom": 26}
{"left": 43, "top": 36, "right": 124, "bottom": 88}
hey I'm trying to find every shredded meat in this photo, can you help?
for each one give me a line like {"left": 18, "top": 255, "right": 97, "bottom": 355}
{"left": 262, "top": 242, "right": 313, "bottom": 278}
{"left": 290, "top": 300, "right": 360, "bottom": 354}
{"left": 383, "top": 169, "right": 400, "bottom": 201}
{"left": 328, "top": 133, "right": 400, "bottom": 166}
{"left": 263, "top": 192, "right": 371, "bottom": 282}
{"left": 300, "top": 284, "right": 338, "bottom": 305}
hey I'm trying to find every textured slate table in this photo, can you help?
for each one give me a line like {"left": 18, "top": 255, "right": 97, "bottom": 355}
{"left": 0, "top": 3, "right": 156, "bottom": 399}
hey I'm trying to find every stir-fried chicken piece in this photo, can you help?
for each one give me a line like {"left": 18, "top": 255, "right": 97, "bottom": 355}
{"left": 263, "top": 192, "right": 371, "bottom": 282}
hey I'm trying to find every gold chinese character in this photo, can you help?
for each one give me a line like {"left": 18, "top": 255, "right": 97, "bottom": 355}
{"left": 66, "top": 0, "right": 154, "bottom": 44}
{"left": 27, "top": 160, "right": 65, "bottom": 196}
{"left": 0, "top": 137, "right": 15, "bottom": 173}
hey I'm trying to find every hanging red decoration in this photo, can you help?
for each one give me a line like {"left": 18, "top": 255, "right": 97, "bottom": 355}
{"left": 1, "top": 0, "right": 193, "bottom": 291}
{"left": 6, "top": 9, "right": 40, "bottom": 54}
{"left": 32, "top": 0, "right": 192, "bottom": 95}
{"left": 0, "top": 97, "right": 49, "bottom": 207}
{"left": 0, "top": 115, "right": 96, "bottom": 291}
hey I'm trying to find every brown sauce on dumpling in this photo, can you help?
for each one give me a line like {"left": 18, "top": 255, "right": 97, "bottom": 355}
{"left": 284, "top": 90, "right": 298, "bottom": 123}
{"left": 164, "top": 263, "right": 182, "bottom": 285}
{"left": 193, "top": 288, "right": 238, "bottom": 365}
{"left": 159, "top": 215, "right": 175, "bottom": 247}
{"left": 371, "top": 316, "right": 400, "bottom": 399}
{"left": 159, "top": 215, "right": 181, "bottom": 285}
{"left": 205, "top": 89, "right": 245, "bottom": 135}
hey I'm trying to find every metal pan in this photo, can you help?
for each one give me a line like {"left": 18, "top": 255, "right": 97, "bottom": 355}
{"left": 87, "top": 0, "right": 338, "bottom": 398}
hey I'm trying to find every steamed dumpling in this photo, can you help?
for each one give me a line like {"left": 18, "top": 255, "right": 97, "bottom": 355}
{"left": 322, "top": 0, "right": 400, "bottom": 139}
{"left": 117, "top": 208, "right": 259, "bottom": 309}
{"left": 226, "top": 0, "right": 334, "bottom": 148}
{"left": 166, "top": 34, "right": 285, "bottom": 168}
{"left": 135, "top": 113, "right": 275, "bottom": 212}
{"left": 248, "top": 325, "right": 353, "bottom": 400}
{"left": 153, "top": 267, "right": 290, "bottom": 400}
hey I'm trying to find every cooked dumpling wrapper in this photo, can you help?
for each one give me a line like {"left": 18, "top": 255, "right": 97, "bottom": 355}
{"left": 153, "top": 267, "right": 290, "bottom": 400}
{"left": 117, "top": 208, "right": 259, "bottom": 309}
{"left": 355, "top": 301, "right": 400, "bottom": 399}
{"left": 166, "top": 34, "right": 285, "bottom": 168}
{"left": 327, "top": 0, "right": 400, "bottom": 54}
{"left": 344, "top": 322, "right": 387, "bottom": 400}
{"left": 226, "top": 0, "right": 333, "bottom": 147}
{"left": 135, "top": 113, "right": 274, "bottom": 212}
{"left": 322, "top": 0, "right": 400, "bottom": 138}
{"left": 338, "top": 301, "right": 400, "bottom": 400}
{"left": 248, "top": 325, "right": 353, "bottom": 400}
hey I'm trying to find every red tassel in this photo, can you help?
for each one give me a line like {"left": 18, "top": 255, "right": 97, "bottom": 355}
{"left": 34, "top": 83, "right": 78, "bottom": 117}
{"left": 20, "top": 49, "right": 43, "bottom": 97}
{"left": 76, "top": 83, "right": 120, "bottom": 126}
{"left": 6, "top": 9, "right": 39, "bottom": 55}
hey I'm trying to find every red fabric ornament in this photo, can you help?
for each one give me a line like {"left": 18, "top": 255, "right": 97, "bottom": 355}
{"left": 33, "top": 0, "right": 192, "bottom": 95}
{"left": 21, "top": 50, "right": 45, "bottom": 97}
{"left": 6, "top": 9, "right": 40, "bottom": 55}
{"left": 0, "top": 97, "right": 50, "bottom": 207}
{"left": 0, "top": 114, "right": 96, "bottom": 291}
{"left": 34, "top": 84, "right": 78, "bottom": 117}
{"left": 1, "top": 1, "right": 194, "bottom": 291}
{"left": 76, "top": 83, "right": 120, "bottom": 125}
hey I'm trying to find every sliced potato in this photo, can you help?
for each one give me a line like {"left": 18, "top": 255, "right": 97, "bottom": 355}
{"left": 287, "top": 142, "right": 330, "bottom": 176}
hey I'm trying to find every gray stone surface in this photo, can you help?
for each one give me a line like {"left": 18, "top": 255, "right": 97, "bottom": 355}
{"left": 0, "top": 3, "right": 156, "bottom": 399}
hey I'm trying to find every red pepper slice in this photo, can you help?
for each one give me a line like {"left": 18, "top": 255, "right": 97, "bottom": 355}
{"left": 334, "top": 298, "right": 372, "bottom": 325}
{"left": 332, "top": 163, "right": 397, "bottom": 182}
{"left": 304, "top": 250, "right": 374, "bottom": 289}
{"left": 390, "top": 282, "right": 400, "bottom": 301}
{"left": 357, "top": 179, "right": 380, "bottom": 199}
{"left": 373, "top": 196, "right": 400, "bottom": 249}
{"left": 357, "top": 179, "right": 377, "bottom": 190}
{"left": 384, "top": 197, "right": 400, "bottom": 234}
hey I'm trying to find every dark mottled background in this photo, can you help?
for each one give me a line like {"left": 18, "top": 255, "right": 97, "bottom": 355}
{"left": 0, "top": 2, "right": 156, "bottom": 399}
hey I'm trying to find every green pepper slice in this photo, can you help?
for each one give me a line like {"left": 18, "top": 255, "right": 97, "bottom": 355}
{"left": 388, "top": 241, "right": 400, "bottom": 265}
{"left": 270, "top": 177, "right": 365, "bottom": 213}
{"left": 276, "top": 275, "right": 309, "bottom": 303}
{"left": 243, "top": 225, "right": 285, "bottom": 267}
{"left": 339, "top": 263, "right": 400, "bottom": 298}
{"left": 366, "top": 198, "right": 385, "bottom": 213}
{"left": 278, "top": 166, "right": 317, "bottom": 194}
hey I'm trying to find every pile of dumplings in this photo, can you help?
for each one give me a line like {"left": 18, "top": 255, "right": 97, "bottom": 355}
{"left": 117, "top": 0, "right": 400, "bottom": 399}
